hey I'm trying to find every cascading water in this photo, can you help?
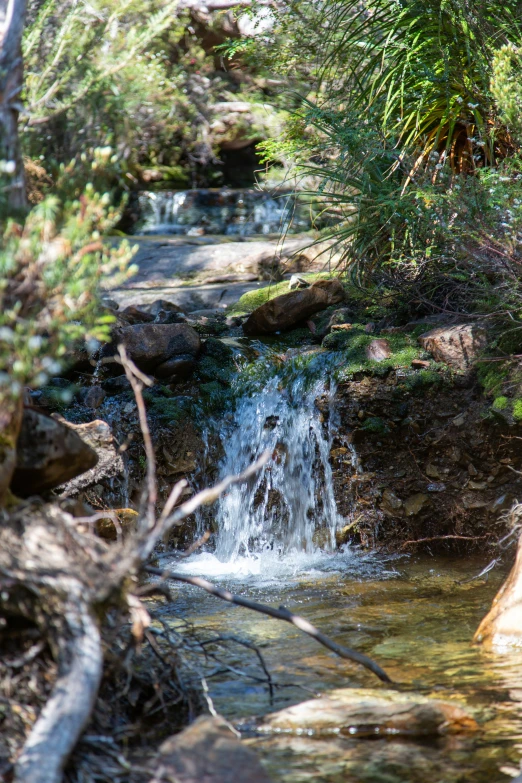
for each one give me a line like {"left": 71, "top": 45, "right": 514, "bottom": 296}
{"left": 133, "top": 188, "right": 310, "bottom": 236}
{"left": 175, "top": 350, "right": 359, "bottom": 578}
{"left": 214, "top": 371, "right": 343, "bottom": 562}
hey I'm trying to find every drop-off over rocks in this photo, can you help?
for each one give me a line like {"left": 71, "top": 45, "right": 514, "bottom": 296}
{"left": 243, "top": 278, "right": 345, "bottom": 335}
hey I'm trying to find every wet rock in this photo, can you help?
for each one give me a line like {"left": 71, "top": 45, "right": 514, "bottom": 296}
{"left": 475, "top": 531, "right": 522, "bottom": 648}
{"left": 105, "top": 324, "right": 201, "bottom": 372}
{"left": 153, "top": 354, "right": 197, "bottom": 382}
{"left": 418, "top": 323, "right": 488, "bottom": 370}
{"left": 95, "top": 508, "right": 138, "bottom": 541}
{"left": 411, "top": 359, "right": 431, "bottom": 369}
{"left": 56, "top": 418, "right": 125, "bottom": 497}
{"left": 119, "top": 305, "right": 155, "bottom": 324}
{"left": 77, "top": 386, "right": 106, "bottom": 409}
{"left": 404, "top": 493, "right": 429, "bottom": 517}
{"left": 243, "top": 279, "right": 344, "bottom": 336}
{"left": 366, "top": 339, "right": 391, "bottom": 362}
{"left": 102, "top": 376, "right": 132, "bottom": 395}
{"left": 153, "top": 309, "right": 188, "bottom": 324}
{"left": 145, "top": 299, "right": 185, "bottom": 317}
{"left": 155, "top": 715, "right": 272, "bottom": 783}
{"left": 255, "top": 688, "right": 477, "bottom": 737}
{"left": 10, "top": 408, "right": 98, "bottom": 496}
{"left": 380, "top": 488, "right": 403, "bottom": 517}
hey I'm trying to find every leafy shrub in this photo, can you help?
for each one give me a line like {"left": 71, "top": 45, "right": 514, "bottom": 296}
{"left": 0, "top": 188, "right": 135, "bottom": 400}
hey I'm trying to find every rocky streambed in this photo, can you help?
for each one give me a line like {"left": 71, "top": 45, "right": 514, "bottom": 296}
{"left": 8, "top": 229, "right": 522, "bottom": 783}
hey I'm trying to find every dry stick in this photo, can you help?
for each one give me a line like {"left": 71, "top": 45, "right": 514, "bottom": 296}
{"left": 144, "top": 566, "right": 391, "bottom": 684}
{"left": 118, "top": 345, "right": 157, "bottom": 532}
{"left": 400, "top": 535, "right": 489, "bottom": 549}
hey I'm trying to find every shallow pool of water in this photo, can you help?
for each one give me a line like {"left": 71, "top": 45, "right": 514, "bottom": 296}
{"left": 156, "top": 552, "right": 522, "bottom": 783}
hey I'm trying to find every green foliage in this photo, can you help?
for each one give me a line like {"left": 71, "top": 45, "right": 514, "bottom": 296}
{"left": 477, "top": 362, "right": 510, "bottom": 395}
{"left": 0, "top": 189, "right": 135, "bottom": 396}
{"left": 362, "top": 416, "right": 390, "bottom": 435}
{"left": 513, "top": 398, "right": 522, "bottom": 419}
{"left": 493, "top": 395, "right": 509, "bottom": 410}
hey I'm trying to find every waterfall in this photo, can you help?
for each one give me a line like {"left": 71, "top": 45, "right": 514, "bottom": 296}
{"left": 213, "top": 371, "right": 343, "bottom": 562}
{"left": 133, "top": 188, "right": 309, "bottom": 236}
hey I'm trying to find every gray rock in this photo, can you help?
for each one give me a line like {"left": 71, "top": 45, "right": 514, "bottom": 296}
{"left": 57, "top": 418, "right": 124, "bottom": 497}
{"left": 10, "top": 408, "right": 98, "bottom": 496}
{"left": 155, "top": 715, "right": 272, "bottom": 783}
{"left": 153, "top": 354, "right": 197, "bottom": 382}
{"left": 365, "top": 338, "right": 391, "bottom": 362}
{"left": 105, "top": 323, "right": 201, "bottom": 372}
{"left": 380, "top": 488, "right": 403, "bottom": 517}
{"left": 418, "top": 323, "right": 488, "bottom": 370}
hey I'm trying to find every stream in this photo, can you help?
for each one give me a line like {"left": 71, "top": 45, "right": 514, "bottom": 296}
{"left": 154, "top": 346, "right": 522, "bottom": 783}
{"left": 131, "top": 193, "right": 522, "bottom": 782}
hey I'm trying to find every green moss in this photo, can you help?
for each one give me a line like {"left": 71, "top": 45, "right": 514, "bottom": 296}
{"left": 477, "top": 362, "right": 509, "bottom": 396}
{"left": 513, "top": 399, "right": 522, "bottom": 420}
{"left": 143, "top": 392, "right": 190, "bottom": 424}
{"left": 227, "top": 274, "right": 339, "bottom": 316}
{"left": 361, "top": 416, "right": 390, "bottom": 434}
{"left": 493, "top": 395, "right": 509, "bottom": 410}
{"left": 332, "top": 326, "right": 423, "bottom": 381}
{"left": 404, "top": 369, "right": 442, "bottom": 392}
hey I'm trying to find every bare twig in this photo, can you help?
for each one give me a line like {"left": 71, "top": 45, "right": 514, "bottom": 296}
{"left": 144, "top": 566, "right": 391, "bottom": 683}
{"left": 401, "top": 535, "right": 489, "bottom": 549}
{"left": 118, "top": 345, "right": 156, "bottom": 532}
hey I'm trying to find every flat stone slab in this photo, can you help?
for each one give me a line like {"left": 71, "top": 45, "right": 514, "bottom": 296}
{"left": 253, "top": 688, "right": 478, "bottom": 737}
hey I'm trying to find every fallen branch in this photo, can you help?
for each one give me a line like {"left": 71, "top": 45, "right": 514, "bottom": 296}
{"left": 401, "top": 535, "right": 489, "bottom": 549}
{"left": 144, "top": 566, "right": 392, "bottom": 684}
{"left": 14, "top": 585, "right": 103, "bottom": 783}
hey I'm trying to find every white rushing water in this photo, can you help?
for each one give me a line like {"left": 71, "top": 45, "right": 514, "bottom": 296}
{"left": 134, "top": 188, "right": 308, "bottom": 236}
{"left": 174, "top": 355, "right": 363, "bottom": 580}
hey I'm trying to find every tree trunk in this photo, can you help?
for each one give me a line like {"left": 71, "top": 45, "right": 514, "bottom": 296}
{"left": 0, "top": 0, "right": 27, "bottom": 210}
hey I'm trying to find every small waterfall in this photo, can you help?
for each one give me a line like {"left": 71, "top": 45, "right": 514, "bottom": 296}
{"left": 212, "top": 361, "right": 344, "bottom": 564}
{"left": 133, "top": 188, "right": 309, "bottom": 236}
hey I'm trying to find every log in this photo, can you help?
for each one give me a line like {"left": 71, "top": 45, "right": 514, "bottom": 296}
{"left": 14, "top": 589, "right": 103, "bottom": 783}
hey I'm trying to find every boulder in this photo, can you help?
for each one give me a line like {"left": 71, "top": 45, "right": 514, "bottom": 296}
{"left": 153, "top": 715, "right": 272, "bottom": 783}
{"left": 243, "top": 279, "right": 344, "bottom": 336}
{"left": 10, "top": 408, "right": 98, "bottom": 496}
{"left": 104, "top": 324, "right": 201, "bottom": 372}
{"left": 418, "top": 323, "right": 487, "bottom": 370}
{"left": 56, "top": 418, "right": 124, "bottom": 497}
{"left": 474, "top": 531, "right": 522, "bottom": 648}
{"left": 255, "top": 688, "right": 477, "bottom": 737}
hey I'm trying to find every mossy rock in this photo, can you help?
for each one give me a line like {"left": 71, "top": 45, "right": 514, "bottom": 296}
{"left": 228, "top": 274, "right": 339, "bottom": 316}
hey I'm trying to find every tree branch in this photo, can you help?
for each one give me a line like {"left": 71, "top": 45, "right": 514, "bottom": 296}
{"left": 144, "top": 566, "right": 392, "bottom": 683}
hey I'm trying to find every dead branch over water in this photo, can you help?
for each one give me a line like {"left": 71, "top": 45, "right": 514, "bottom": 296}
{"left": 144, "top": 566, "right": 392, "bottom": 683}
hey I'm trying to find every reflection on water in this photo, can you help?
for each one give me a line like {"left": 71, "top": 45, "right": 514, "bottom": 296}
{"left": 158, "top": 555, "right": 522, "bottom": 782}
